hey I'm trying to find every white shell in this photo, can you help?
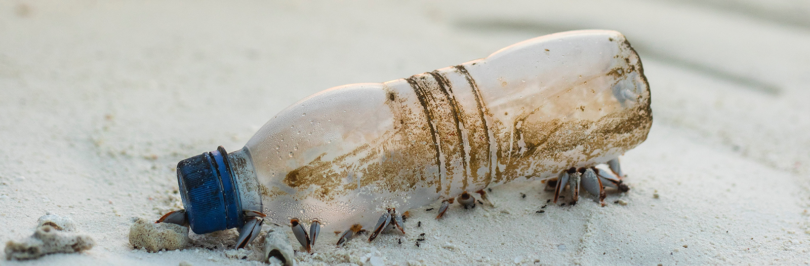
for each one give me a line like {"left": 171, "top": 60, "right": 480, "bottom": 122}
{"left": 263, "top": 225, "right": 295, "bottom": 266}
{"left": 7, "top": 214, "right": 96, "bottom": 260}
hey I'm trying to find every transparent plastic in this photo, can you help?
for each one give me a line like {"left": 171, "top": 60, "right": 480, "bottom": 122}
{"left": 232, "top": 30, "right": 652, "bottom": 231}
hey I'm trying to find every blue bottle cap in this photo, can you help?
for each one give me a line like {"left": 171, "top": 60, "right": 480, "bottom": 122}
{"left": 176, "top": 146, "right": 243, "bottom": 234}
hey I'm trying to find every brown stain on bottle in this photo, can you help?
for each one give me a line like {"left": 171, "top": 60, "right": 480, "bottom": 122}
{"left": 406, "top": 76, "right": 444, "bottom": 193}
{"left": 453, "top": 65, "right": 495, "bottom": 188}
{"left": 430, "top": 71, "right": 470, "bottom": 191}
{"left": 277, "top": 34, "right": 652, "bottom": 203}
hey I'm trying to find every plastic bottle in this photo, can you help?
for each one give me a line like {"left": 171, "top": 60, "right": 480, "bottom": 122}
{"left": 175, "top": 30, "right": 651, "bottom": 234}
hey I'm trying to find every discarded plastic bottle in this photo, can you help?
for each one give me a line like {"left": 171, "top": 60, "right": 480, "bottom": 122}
{"left": 173, "top": 30, "right": 651, "bottom": 243}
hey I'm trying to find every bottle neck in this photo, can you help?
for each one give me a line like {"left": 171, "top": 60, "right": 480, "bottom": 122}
{"left": 227, "top": 147, "right": 263, "bottom": 214}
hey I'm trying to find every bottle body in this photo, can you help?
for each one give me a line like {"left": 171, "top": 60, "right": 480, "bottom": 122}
{"left": 231, "top": 30, "right": 651, "bottom": 230}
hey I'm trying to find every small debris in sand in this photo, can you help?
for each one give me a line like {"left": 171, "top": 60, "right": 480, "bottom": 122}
{"left": 369, "top": 256, "right": 385, "bottom": 266}
{"left": 617, "top": 200, "right": 628, "bottom": 206}
{"left": 128, "top": 217, "right": 189, "bottom": 252}
{"left": 5, "top": 213, "right": 95, "bottom": 260}
{"left": 653, "top": 190, "right": 660, "bottom": 199}
{"left": 179, "top": 261, "right": 193, "bottom": 266}
{"left": 224, "top": 248, "right": 251, "bottom": 260}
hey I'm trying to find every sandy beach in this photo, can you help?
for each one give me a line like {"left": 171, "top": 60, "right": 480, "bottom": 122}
{"left": 1, "top": 0, "right": 809, "bottom": 265}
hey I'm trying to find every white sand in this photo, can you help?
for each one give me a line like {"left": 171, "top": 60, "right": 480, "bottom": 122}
{"left": 1, "top": 0, "right": 809, "bottom": 265}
